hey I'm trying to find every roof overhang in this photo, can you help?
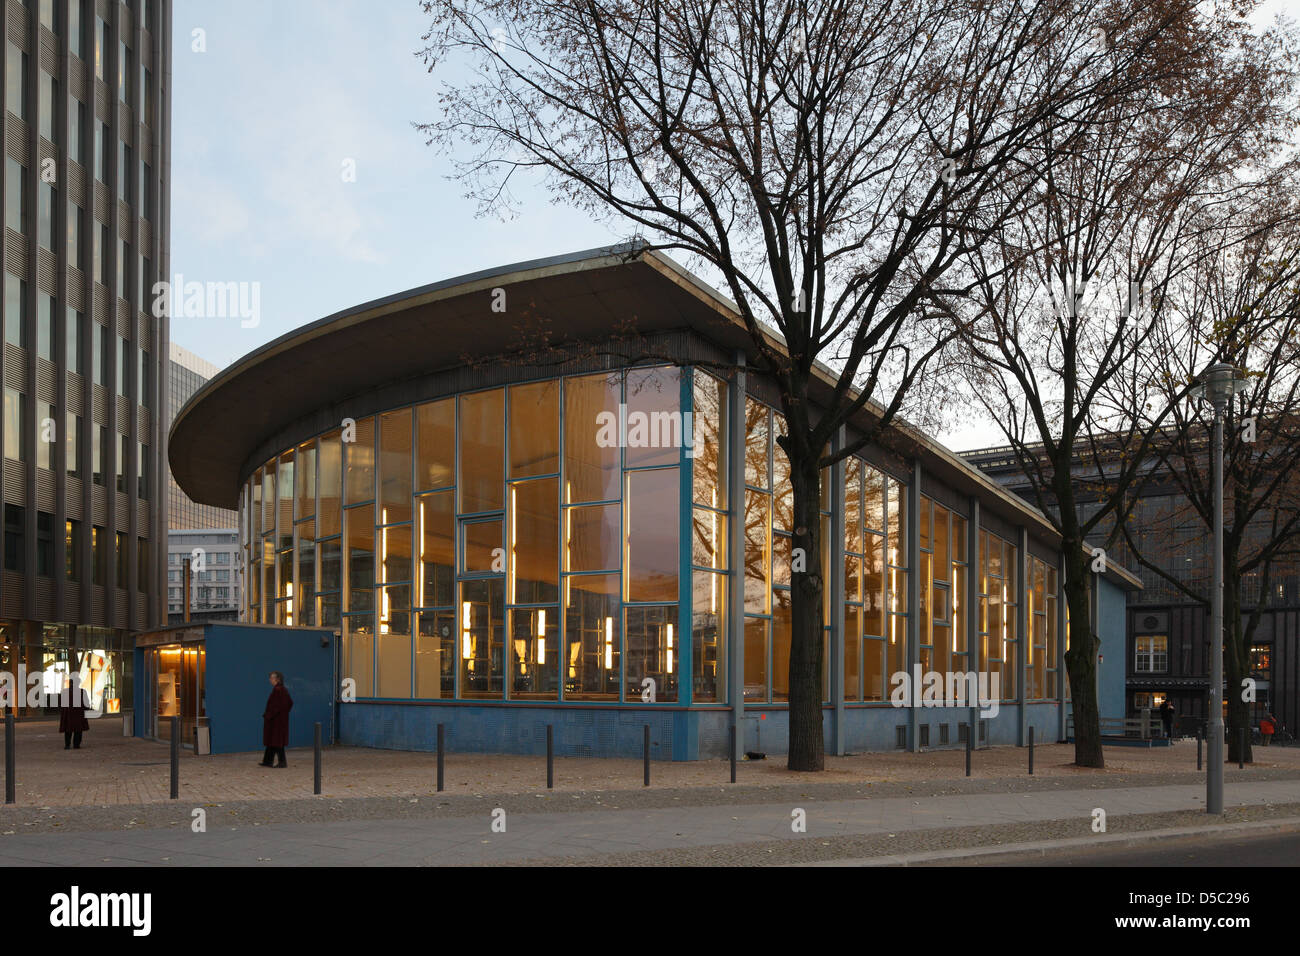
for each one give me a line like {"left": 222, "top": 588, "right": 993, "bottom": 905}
{"left": 169, "top": 242, "right": 1141, "bottom": 592}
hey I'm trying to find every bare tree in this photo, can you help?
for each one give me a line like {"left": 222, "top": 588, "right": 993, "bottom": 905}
{"left": 417, "top": 0, "right": 1285, "bottom": 769}
{"left": 1111, "top": 206, "right": 1300, "bottom": 763}
{"left": 953, "top": 6, "right": 1298, "bottom": 766}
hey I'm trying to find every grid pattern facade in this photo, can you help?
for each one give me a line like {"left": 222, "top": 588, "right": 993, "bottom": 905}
{"left": 166, "top": 527, "right": 237, "bottom": 614}
{"left": 167, "top": 344, "right": 234, "bottom": 531}
{"left": 0, "top": 0, "right": 171, "bottom": 636}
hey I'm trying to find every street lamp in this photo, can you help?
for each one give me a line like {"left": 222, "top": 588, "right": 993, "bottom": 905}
{"left": 1189, "top": 362, "right": 1249, "bottom": 815}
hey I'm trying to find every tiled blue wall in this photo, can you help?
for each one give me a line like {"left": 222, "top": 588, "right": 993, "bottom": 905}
{"left": 340, "top": 703, "right": 689, "bottom": 760}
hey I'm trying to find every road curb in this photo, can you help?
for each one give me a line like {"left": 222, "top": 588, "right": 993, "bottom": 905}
{"left": 797, "top": 816, "right": 1300, "bottom": 866}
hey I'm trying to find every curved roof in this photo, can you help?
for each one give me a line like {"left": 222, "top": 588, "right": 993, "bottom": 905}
{"left": 167, "top": 243, "right": 1140, "bottom": 591}
{"left": 169, "top": 242, "right": 748, "bottom": 510}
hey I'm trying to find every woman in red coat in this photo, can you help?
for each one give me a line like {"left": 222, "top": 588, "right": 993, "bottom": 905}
{"left": 58, "top": 677, "right": 90, "bottom": 750}
{"left": 260, "top": 671, "right": 293, "bottom": 768}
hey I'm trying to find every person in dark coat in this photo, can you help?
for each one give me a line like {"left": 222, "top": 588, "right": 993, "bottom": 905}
{"left": 1159, "top": 698, "right": 1176, "bottom": 739}
{"left": 58, "top": 677, "right": 90, "bottom": 750}
{"left": 260, "top": 671, "right": 292, "bottom": 768}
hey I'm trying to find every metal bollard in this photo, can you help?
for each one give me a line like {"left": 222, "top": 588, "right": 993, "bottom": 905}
{"left": 436, "top": 723, "right": 445, "bottom": 793}
{"left": 1028, "top": 726, "right": 1034, "bottom": 775}
{"left": 729, "top": 726, "right": 736, "bottom": 784}
{"left": 965, "top": 726, "right": 972, "bottom": 777}
{"left": 1238, "top": 727, "right": 1245, "bottom": 769}
{"left": 1197, "top": 729, "right": 1203, "bottom": 771}
{"left": 546, "top": 724, "right": 553, "bottom": 790}
{"left": 313, "top": 722, "right": 322, "bottom": 795}
{"left": 170, "top": 716, "right": 180, "bottom": 799}
{"left": 643, "top": 725, "right": 650, "bottom": 787}
{"left": 5, "top": 711, "right": 14, "bottom": 805}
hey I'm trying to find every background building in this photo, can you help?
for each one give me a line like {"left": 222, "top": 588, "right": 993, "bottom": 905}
{"left": 165, "top": 343, "right": 237, "bottom": 621}
{"left": 170, "top": 245, "right": 1138, "bottom": 759}
{"left": 1, "top": 0, "right": 171, "bottom": 717}
{"left": 166, "top": 527, "right": 237, "bottom": 622}
{"left": 167, "top": 343, "right": 233, "bottom": 531}
{"left": 964, "top": 442, "right": 1299, "bottom": 738}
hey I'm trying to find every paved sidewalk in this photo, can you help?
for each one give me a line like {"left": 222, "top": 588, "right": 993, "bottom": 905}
{"left": 2, "top": 778, "right": 1296, "bottom": 866}
{"left": 5, "top": 718, "right": 1298, "bottom": 807}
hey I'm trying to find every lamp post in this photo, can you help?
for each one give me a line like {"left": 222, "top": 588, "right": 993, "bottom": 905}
{"left": 1189, "top": 362, "right": 1249, "bottom": 814}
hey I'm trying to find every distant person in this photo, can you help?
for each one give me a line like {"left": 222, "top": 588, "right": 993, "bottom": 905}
{"left": 1159, "top": 699, "right": 1175, "bottom": 739}
{"left": 58, "top": 677, "right": 89, "bottom": 750}
{"left": 260, "top": 671, "right": 293, "bottom": 768}
{"left": 1260, "top": 712, "right": 1277, "bottom": 746}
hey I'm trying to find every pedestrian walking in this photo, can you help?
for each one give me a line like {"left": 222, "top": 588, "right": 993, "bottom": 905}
{"left": 1159, "top": 698, "right": 1175, "bottom": 740}
{"left": 260, "top": 671, "right": 293, "bottom": 768}
{"left": 1261, "top": 711, "right": 1277, "bottom": 746}
{"left": 58, "top": 676, "right": 89, "bottom": 750}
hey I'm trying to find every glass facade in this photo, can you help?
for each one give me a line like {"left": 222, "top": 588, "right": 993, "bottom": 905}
{"left": 242, "top": 368, "right": 689, "bottom": 704}
{"left": 235, "top": 364, "right": 1066, "bottom": 714}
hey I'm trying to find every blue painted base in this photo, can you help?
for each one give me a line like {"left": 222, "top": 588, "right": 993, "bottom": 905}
{"left": 339, "top": 700, "right": 1066, "bottom": 760}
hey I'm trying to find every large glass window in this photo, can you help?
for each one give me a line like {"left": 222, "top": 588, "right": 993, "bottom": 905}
{"left": 379, "top": 409, "right": 412, "bottom": 524}
{"left": 510, "top": 605, "right": 558, "bottom": 700}
{"left": 459, "top": 578, "right": 504, "bottom": 698}
{"left": 625, "top": 604, "right": 678, "bottom": 702}
{"left": 508, "top": 380, "right": 558, "bottom": 478}
{"left": 564, "top": 572, "right": 619, "bottom": 700}
{"left": 625, "top": 367, "right": 681, "bottom": 468}
{"left": 626, "top": 468, "right": 678, "bottom": 603}
{"left": 415, "top": 399, "right": 453, "bottom": 491}
{"left": 458, "top": 389, "right": 503, "bottom": 513}
{"left": 418, "top": 490, "right": 454, "bottom": 608}
{"left": 318, "top": 430, "right": 342, "bottom": 536}
{"left": 344, "top": 417, "right": 374, "bottom": 505}
{"left": 564, "top": 373, "right": 620, "bottom": 504}
{"left": 510, "top": 478, "right": 558, "bottom": 605}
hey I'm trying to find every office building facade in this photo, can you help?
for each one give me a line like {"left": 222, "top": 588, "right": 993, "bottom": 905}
{"left": 1, "top": 0, "right": 171, "bottom": 716}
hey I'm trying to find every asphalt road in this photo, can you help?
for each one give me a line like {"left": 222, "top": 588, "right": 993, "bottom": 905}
{"left": 931, "top": 827, "right": 1300, "bottom": 866}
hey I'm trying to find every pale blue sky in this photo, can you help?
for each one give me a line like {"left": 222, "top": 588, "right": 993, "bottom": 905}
{"left": 170, "top": 0, "right": 1300, "bottom": 452}
{"left": 169, "top": 0, "right": 619, "bottom": 368}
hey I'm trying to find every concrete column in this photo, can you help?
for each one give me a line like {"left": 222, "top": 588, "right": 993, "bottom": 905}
{"left": 829, "top": 427, "right": 846, "bottom": 755}
{"left": 727, "top": 354, "right": 746, "bottom": 759}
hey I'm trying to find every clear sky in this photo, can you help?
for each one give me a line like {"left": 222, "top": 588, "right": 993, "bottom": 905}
{"left": 170, "top": 0, "right": 1300, "bottom": 452}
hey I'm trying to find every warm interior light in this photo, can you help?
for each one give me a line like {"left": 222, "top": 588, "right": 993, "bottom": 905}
{"left": 604, "top": 616, "right": 613, "bottom": 669}
{"left": 1001, "top": 584, "right": 1009, "bottom": 660}
{"left": 418, "top": 500, "right": 425, "bottom": 607}
{"left": 461, "top": 601, "right": 472, "bottom": 659}
{"left": 537, "top": 609, "right": 546, "bottom": 665}
{"left": 510, "top": 486, "right": 517, "bottom": 603}
{"left": 666, "top": 623, "right": 674, "bottom": 674}
{"left": 711, "top": 490, "right": 718, "bottom": 613}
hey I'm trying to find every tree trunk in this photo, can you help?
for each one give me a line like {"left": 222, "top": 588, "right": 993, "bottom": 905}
{"left": 1062, "top": 550, "right": 1105, "bottom": 768}
{"left": 1223, "top": 570, "right": 1252, "bottom": 764}
{"left": 787, "top": 457, "right": 825, "bottom": 771}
